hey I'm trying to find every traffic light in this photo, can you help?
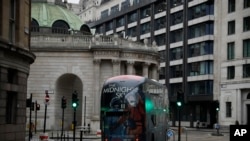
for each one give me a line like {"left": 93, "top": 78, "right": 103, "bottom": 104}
{"left": 176, "top": 90, "right": 184, "bottom": 107}
{"left": 36, "top": 103, "right": 40, "bottom": 111}
{"left": 31, "top": 102, "right": 35, "bottom": 111}
{"left": 216, "top": 102, "right": 220, "bottom": 111}
{"left": 61, "top": 96, "right": 67, "bottom": 109}
{"left": 72, "top": 91, "right": 79, "bottom": 109}
{"left": 26, "top": 98, "right": 31, "bottom": 107}
{"left": 145, "top": 97, "right": 154, "bottom": 112}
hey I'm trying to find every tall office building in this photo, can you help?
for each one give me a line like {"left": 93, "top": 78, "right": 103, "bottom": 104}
{"left": 81, "top": 0, "right": 250, "bottom": 127}
{"left": 0, "top": 0, "right": 35, "bottom": 140}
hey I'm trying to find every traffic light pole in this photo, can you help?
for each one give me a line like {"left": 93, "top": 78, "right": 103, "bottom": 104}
{"left": 35, "top": 100, "right": 37, "bottom": 134}
{"left": 178, "top": 107, "right": 181, "bottom": 141}
{"left": 61, "top": 108, "right": 64, "bottom": 139}
{"left": 43, "top": 103, "right": 47, "bottom": 133}
{"left": 29, "top": 94, "right": 32, "bottom": 141}
{"left": 73, "top": 109, "right": 76, "bottom": 141}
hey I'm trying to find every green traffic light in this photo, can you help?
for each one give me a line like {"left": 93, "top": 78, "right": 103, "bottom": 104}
{"left": 177, "top": 101, "right": 182, "bottom": 107}
{"left": 72, "top": 102, "right": 77, "bottom": 108}
{"left": 145, "top": 98, "right": 154, "bottom": 112}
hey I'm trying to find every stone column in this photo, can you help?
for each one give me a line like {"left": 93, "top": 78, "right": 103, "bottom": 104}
{"left": 112, "top": 59, "right": 120, "bottom": 76}
{"left": 152, "top": 64, "right": 159, "bottom": 80}
{"left": 143, "top": 62, "right": 150, "bottom": 78}
{"left": 126, "top": 61, "right": 134, "bottom": 75}
{"left": 93, "top": 59, "right": 101, "bottom": 120}
{"left": 236, "top": 89, "right": 242, "bottom": 124}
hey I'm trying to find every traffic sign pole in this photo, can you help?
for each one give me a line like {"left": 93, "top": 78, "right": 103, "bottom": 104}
{"left": 43, "top": 91, "right": 49, "bottom": 133}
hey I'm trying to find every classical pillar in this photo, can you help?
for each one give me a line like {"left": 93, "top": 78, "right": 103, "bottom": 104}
{"left": 152, "top": 64, "right": 159, "bottom": 80}
{"left": 112, "top": 59, "right": 120, "bottom": 76}
{"left": 93, "top": 59, "right": 101, "bottom": 119}
{"left": 143, "top": 62, "right": 150, "bottom": 78}
{"left": 236, "top": 89, "right": 242, "bottom": 124}
{"left": 126, "top": 61, "right": 134, "bottom": 75}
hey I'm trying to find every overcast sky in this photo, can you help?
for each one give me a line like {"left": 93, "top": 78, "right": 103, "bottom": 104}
{"left": 67, "top": 0, "right": 80, "bottom": 4}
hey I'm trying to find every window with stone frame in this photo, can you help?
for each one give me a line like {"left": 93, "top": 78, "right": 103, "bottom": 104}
{"left": 227, "top": 42, "right": 235, "bottom": 60}
{"left": 9, "top": 0, "right": 16, "bottom": 43}
{"left": 228, "top": 20, "right": 235, "bottom": 35}
{"left": 243, "top": 64, "right": 250, "bottom": 78}
{"left": 227, "top": 66, "right": 235, "bottom": 79}
{"left": 228, "top": 0, "right": 235, "bottom": 13}
{"left": 31, "top": 18, "right": 39, "bottom": 32}
{"left": 243, "top": 39, "right": 250, "bottom": 57}
{"left": 6, "top": 91, "right": 17, "bottom": 124}
{"left": 244, "top": 0, "right": 250, "bottom": 8}
{"left": 243, "top": 16, "right": 250, "bottom": 32}
{"left": 226, "top": 102, "right": 232, "bottom": 117}
{"left": 8, "top": 68, "right": 18, "bottom": 84}
{"left": 52, "top": 20, "right": 70, "bottom": 34}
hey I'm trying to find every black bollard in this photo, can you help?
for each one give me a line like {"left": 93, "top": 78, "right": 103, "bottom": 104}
{"left": 67, "top": 131, "right": 69, "bottom": 141}
{"left": 80, "top": 130, "right": 83, "bottom": 141}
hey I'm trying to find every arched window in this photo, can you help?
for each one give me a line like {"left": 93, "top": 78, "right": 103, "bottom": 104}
{"left": 31, "top": 18, "right": 39, "bottom": 32}
{"left": 247, "top": 93, "right": 250, "bottom": 99}
{"left": 52, "top": 20, "right": 70, "bottom": 34}
{"left": 80, "top": 24, "right": 91, "bottom": 35}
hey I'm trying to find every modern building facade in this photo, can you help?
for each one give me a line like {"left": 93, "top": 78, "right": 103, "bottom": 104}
{"left": 220, "top": 0, "right": 250, "bottom": 125}
{"left": 0, "top": 0, "right": 35, "bottom": 140}
{"left": 28, "top": 0, "right": 160, "bottom": 132}
{"left": 81, "top": 0, "right": 250, "bottom": 127}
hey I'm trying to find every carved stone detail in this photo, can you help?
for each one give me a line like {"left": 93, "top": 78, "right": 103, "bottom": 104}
{"left": 93, "top": 59, "right": 101, "bottom": 64}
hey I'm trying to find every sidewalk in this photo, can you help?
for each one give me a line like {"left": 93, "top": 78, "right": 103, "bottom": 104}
{"left": 168, "top": 127, "right": 229, "bottom": 141}
{"left": 26, "top": 130, "right": 101, "bottom": 141}
{"left": 170, "top": 126, "right": 230, "bottom": 133}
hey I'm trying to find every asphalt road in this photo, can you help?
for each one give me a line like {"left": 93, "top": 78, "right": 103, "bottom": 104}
{"left": 170, "top": 130, "right": 229, "bottom": 141}
{"left": 27, "top": 128, "right": 229, "bottom": 141}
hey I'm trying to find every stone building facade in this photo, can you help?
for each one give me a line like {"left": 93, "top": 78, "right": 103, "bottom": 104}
{"left": 0, "top": 0, "right": 35, "bottom": 140}
{"left": 28, "top": 0, "right": 159, "bottom": 132}
{"left": 219, "top": 0, "right": 250, "bottom": 125}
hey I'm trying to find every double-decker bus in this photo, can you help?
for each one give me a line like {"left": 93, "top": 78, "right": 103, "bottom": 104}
{"left": 100, "top": 75, "right": 169, "bottom": 141}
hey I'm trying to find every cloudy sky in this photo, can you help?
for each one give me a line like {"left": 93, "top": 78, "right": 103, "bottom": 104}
{"left": 67, "top": 0, "right": 80, "bottom": 4}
